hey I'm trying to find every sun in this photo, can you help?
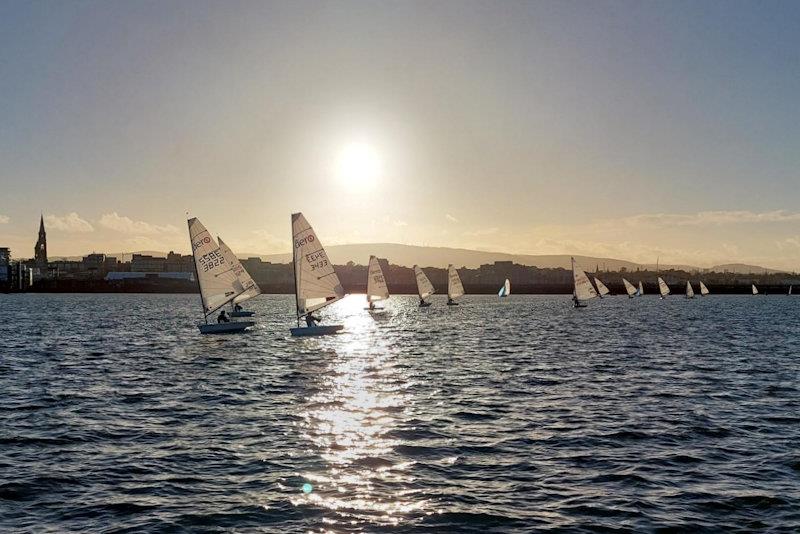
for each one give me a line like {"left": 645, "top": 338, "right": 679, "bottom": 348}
{"left": 336, "top": 142, "right": 381, "bottom": 188}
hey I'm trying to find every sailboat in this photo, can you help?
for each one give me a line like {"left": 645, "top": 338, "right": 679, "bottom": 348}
{"left": 498, "top": 278, "right": 511, "bottom": 298}
{"left": 658, "top": 277, "right": 670, "bottom": 299}
{"left": 290, "top": 212, "right": 345, "bottom": 336}
{"left": 414, "top": 265, "right": 435, "bottom": 307}
{"left": 638, "top": 280, "right": 644, "bottom": 296}
{"left": 622, "top": 278, "right": 637, "bottom": 298}
{"left": 685, "top": 281, "right": 695, "bottom": 299}
{"left": 572, "top": 257, "right": 598, "bottom": 307}
{"left": 594, "top": 277, "right": 611, "bottom": 298}
{"left": 187, "top": 217, "right": 254, "bottom": 334}
{"left": 700, "top": 281, "right": 710, "bottom": 296}
{"left": 218, "top": 236, "right": 261, "bottom": 317}
{"left": 752, "top": 284, "right": 759, "bottom": 295}
{"left": 447, "top": 264, "right": 465, "bottom": 305}
{"left": 789, "top": 285, "right": 793, "bottom": 296}
{"left": 366, "top": 255, "right": 389, "bottom": 310}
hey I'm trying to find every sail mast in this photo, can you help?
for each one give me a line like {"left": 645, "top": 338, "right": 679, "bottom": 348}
{"left": 188, "top": 218, "right": 207, "bottom": 325}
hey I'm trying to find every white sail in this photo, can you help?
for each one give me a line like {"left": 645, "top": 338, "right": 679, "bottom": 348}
{"left": 752, "top": 284, "right": 759, "bottom": 295}
{"left": 218, "top": 236, "right": 261, "bottom": 305}
{"left": 622, "top": 278, "right": 637, "bottom": 297}
{"left": 700, "top": 281, "right": 709, "bottom": 296}
{"left": 188, "top": 218, "right": 245, "bottom": 315}
{"left": 447, "top": 264, "right": 465, "bottom": 300}
{"left": 658, "top": 277, "right": 670, "bottom": 297}
{"left": 638, "top": 281, "right": 644, "bottom": 296}
{"left": 790, "top": 285, "right": 793, "bottom": 295}
{"left": 594, "top": 277, "right": 610, "bottom": 297}
{"left": 366, "top": 255, "right": 389, "bottom": 303}
{"left": 572, "top": 258, "right": 598, "bottom": 302}
{"left": 414, "top": 265, "right": 435, "bottom": 300}
{"left": 498, "top": 278, "right": 511, "bottom": 297}
{"left": 292, "top": 212, "right": 345, "bottom": 316}
{"left": 686, "top": 281, "right": 695, "bottom": 298}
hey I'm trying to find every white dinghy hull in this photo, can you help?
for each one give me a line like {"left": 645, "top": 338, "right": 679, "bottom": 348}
{"left": 198, "top": 321, "right": 255, "bottom": 334}
{"left": 290, "top": 325, "right": 344, "bottom": 337}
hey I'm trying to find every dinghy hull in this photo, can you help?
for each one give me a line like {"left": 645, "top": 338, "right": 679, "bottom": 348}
{"left": 230, "top": 311, "right": 255, "bottom": 317}
{"left": 198, "top": 321, "right": 255, "bottom": 334}
{"left": 290, "top": 325, "right": 344, "bottom": 337}
{"left": 418, "top": 301, "right": 432, "bottom": 308}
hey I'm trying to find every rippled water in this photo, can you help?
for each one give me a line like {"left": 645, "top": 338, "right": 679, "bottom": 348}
{"left": 1, "top": 293, "right": 799, "bottom": 532}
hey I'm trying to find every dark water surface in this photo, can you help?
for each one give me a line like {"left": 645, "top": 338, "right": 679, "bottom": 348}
{"left": 1, "top": 293, "right": 799, "bottom": 533}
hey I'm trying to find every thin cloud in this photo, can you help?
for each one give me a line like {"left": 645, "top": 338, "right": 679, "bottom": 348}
{"left": 463, "top": 227, "right": 499, "bottom": 237}
{"left": 621, "top": 210, "right": 800, "bottom": 228}
{"left": 393, "top": 220, "right": 408, "bottom": 227}
{"left": 0, "top": 215, "right": 9, "bottom": 224}
{"left": 45, "top": 212, "right": 94, "bottom": 233}
{"left": 445, "top": 214, "right": 458, "bottom": 223}
{"left": 98, "top": 212, "right": 179, "bottom": 235}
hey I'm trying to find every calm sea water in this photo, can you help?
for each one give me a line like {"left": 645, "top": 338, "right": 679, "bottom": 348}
{"left": 1, "top": 293, "right": 799, "bottom": 533}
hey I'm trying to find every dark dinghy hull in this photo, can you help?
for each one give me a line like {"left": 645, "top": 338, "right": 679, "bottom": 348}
{"left": 198, "top": 321, "right": 255, "bottom": 334}
{"left": 290, "top": 325, "right": 344, "bottom": 337}
{"left": 230, "top": 311, "right": 256, "bottom": 317}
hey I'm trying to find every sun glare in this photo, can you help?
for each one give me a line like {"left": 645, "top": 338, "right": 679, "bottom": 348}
{"left": 336, "top": 142, "right": 381, "bottom": 188}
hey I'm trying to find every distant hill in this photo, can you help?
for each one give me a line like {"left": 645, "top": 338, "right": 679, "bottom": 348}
{"left": 51, "top": 243, "right": 788, "bottom": 274}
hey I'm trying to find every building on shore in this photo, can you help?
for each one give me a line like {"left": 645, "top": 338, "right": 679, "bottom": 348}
{"left": 34, "top": 215, "right": 47, "bottom": 271}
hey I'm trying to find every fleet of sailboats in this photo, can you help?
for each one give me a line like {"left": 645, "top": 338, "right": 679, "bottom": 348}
{"left": 414, "top": 265, "right": 435, "bottom": 307}
{"left": 366, "top": 255, "right": 389, "bottom": 310}
{"left": 447, "top": 264, "right": 465, "bottom": 305}
{"left": 187, "top": 217, "right": 254, "bottom": 334}
{"left": 188, "top": 213, "right": 789, "bottom": 334}
{"left": 290, "top": 212, "right": 345, "bottom": 336}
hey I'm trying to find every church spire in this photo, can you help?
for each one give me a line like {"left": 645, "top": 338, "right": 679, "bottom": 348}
{"left": 35, "top": 214, "right": 48, "bottom": 269}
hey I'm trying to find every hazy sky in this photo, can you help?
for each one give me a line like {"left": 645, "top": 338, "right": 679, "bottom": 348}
{"left": 1, "top": 0, "right": 799, "bottom": 269}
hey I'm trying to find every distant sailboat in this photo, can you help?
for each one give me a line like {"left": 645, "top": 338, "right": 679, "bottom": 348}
{"left": 658, "top": 277, "right": 670, "bottom": 299}
{"left": 290, "top": 212, "right": 345, "bottom": 336}
{"left": 447, "top": 264, "right": 465, "bottom": 305}
{"left": 752, "top": 284, "right": 759, "bottom": 295}
{"left": 700, "top": 281, "right": 710, "bottom": 296}
{"left": 685, "top": 281, "right": 695, "bottom": 299}
{"left": 414, "top": 265, "right": 435, "bottom": 307}
{"left": 790, "top": 285, "right": 793, "bottom": 296}
{"left": 498, "top": 278, "right": 511, "bottom": 298}
{"left": 366, "top": 255, "right": 389, "bottom": 310}
{"left": 218, "top": 236, "right": 261, "bottom": 317}
{"left": 594, "top": 277, "right": 610, "bottom": 298}
{"left": 638, "top": 280, "right": 644, "bottom": 296}
{"left": 572, "top": 257, "right": 598, "bottom": 308}
{"left": 622, "top": 278, "right": 637, "bottom": 298}
{"left": 187, "top": 217, "right": 254, "bottom": 334}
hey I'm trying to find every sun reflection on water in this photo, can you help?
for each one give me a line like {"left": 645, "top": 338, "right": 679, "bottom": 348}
{"left": 292, "top": 295, "right": 426, "bottom": 528}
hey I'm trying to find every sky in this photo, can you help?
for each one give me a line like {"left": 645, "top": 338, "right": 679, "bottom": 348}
{"left": 1, "top": 0, "right": 799, "bottom": 269}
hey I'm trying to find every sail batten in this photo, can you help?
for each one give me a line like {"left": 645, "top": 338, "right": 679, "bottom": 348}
{"left": 447, "top": 264, "right": 465, "bottom": 300}
{"left": 414, "top": 265, "right": 435, "bottom": 300}
{"left": 622, "top": 278, "right": 637, "bottom": 297}
{"left": 367, "top": 255, "right": 389, "bottom": 302}
{"left": 188, "top": 218, "right": 246, "bottom": 316}
{"left": 292, "top": 212, "right": 345, "bottom": 317}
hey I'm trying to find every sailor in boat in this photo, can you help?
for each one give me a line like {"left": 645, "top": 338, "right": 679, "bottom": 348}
{"left": 368, "top": 300, "right": 376, "bottom": 311}
{"left": 447, "top": 297, "right": 455, "bottom": 305}
{"left": 217, "top": 310, "right": 230, "bottom": 323}
{"left": 305, "top": 313, "right": 322, "bottom": 328}
{"left": 419, "top": 297, "right": 427, "bottom": 307}
{"left": 234, "top": 303, "right": 243, "bottom": 313}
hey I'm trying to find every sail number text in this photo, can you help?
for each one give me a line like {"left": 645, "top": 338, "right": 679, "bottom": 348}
{"left": 305, "top": 250, "right": 329, "bottom": 271}
{"left": 198, "top": 250, "right": 224, "bottom": 272}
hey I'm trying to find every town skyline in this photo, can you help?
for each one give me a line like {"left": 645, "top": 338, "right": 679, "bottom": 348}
{"left": 2, "top": 2, "right": 800, "bottom": 269}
